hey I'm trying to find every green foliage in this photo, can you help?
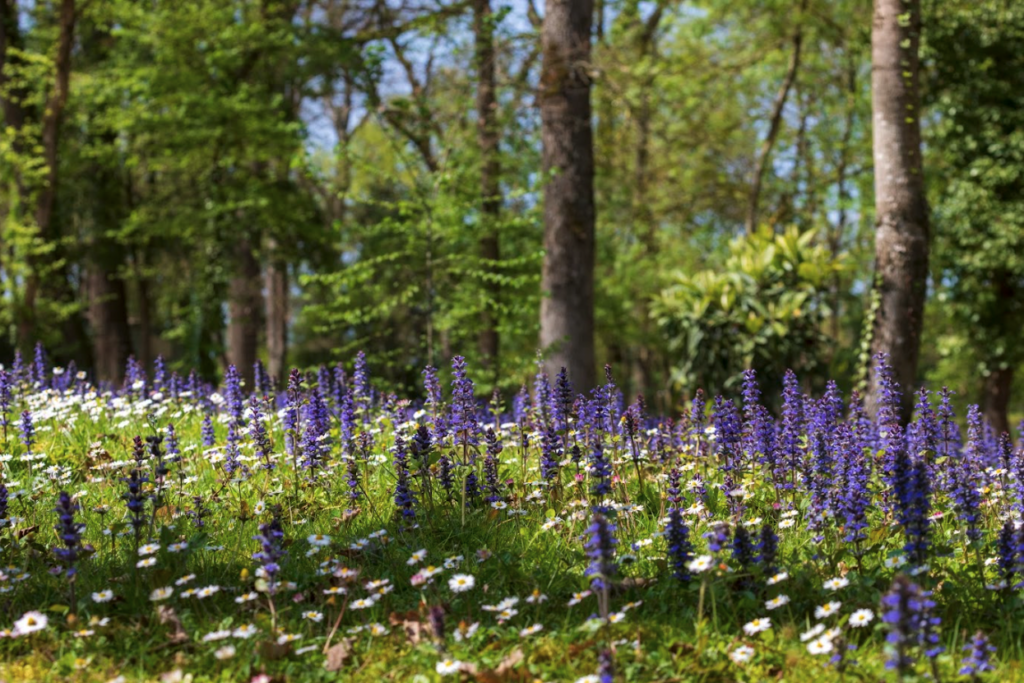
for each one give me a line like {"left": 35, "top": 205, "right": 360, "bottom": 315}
{"left": 923, "top": 0, "right": 1024, "bottom": 392}
{"left": 297, "top": 124, "right": 542, "bottom": 395}
{"left": 653, "top": 226, "right": 843, "bottom": 399}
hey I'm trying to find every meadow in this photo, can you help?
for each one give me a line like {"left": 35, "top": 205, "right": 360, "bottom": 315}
{"left": 0, "top": 348, "right": 1022, "bottom": 682}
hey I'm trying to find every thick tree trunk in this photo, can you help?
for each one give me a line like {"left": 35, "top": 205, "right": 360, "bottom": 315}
{"left": 475, "top": 0, "right": 501, "bottom": 383}
{"left": 227, "top": 238, "right": 261, "bottom": 387}
{"left": 265, "top": 241, "right": 288, "bottom": 387}
{"left": 982, "top": 365, "right": 1013, "bottom": 437}
{"left": 87, "top": 144, "right": 132, "bottom": 385}
{"left": 539, "top": 0, "right": 597, "bottom": 393}
{"left": 867, "top": 0, "right": 930, "bottom": 424}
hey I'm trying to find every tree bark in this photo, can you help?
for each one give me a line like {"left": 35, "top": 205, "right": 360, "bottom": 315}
{"left": 88, "top": 250, "right": 132, "bottom": 385}
{"left": 265, "top": 239, "right": 288, "bottom": 387}
{"left": 867, "top": 0, "right": 930, "bottom": 424}
{"left": 474, "top": 0, "right": 501, "bottom": 383}
{"left": 745, "top": 3, "right": 804, "bottom": 235}
{"left": 87, "top": 142, "right": 132, "bottom": 385}
{"left": 2, "top": 0, "right": 81, "bottom": 352}
{"left": 982, "top": 365, "right": 1013, "bottom": 438}
{"left": 227, "top": 238, "right": 262, "bottom": 387}
{"left": 539, "top": 0, "right": 597, "bottom": 393}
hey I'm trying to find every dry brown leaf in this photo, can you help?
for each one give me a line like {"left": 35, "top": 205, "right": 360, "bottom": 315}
{"left": 568, "top": 639, "right": 597, "bottom": 657}
{"left": 388, "top": 610, "right": 427, "bottom": 645}
{"left": 473, "top": 648, "right": 528, "bottom": 683}
{"left": 156, "top": 605, "right": 189, "bottom": 643}
{"left": 324, "top": 638, "right": 355, "bottom": 672}
{"left": 258, "top": 639, "right": 292, "bottom": 660}
{"left": 611, "top": 576, "right": 656, "bottom": 594}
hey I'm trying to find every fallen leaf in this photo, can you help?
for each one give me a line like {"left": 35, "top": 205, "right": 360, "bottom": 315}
{"left": 473, "top": 648, "right": 528, "bottom": 683}
{"left": 388, "top": 610, "right": 427, "bottom": 645}
{"left": 258, "top": 639, "right": 291, "bottom": 660}
{"left": 324, "top": 638, "right": 355, "bottom": 672}
{"left": 611, "top": 576, "right": 656, "bottom": 594}
{"left": 156, "top": 605, "right": 189, "bottom": 643}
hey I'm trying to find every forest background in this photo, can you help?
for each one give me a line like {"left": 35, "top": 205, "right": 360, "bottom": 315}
{"left": 1, "top": 0, "right": 1022, "bottom": 431}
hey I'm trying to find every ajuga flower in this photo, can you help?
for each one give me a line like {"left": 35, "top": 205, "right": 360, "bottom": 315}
{"left": 588, "top": 441, "right": 612, "bottom": 498}
{"left": 664, "top": 469, "right": 692, "bottom": 582}
{"left": 19, "top": 410, "right": 33, "bottom": 452}
{"left": 881, "top": 575, "right": 943, "bottom": 675}
{"left": 960, "top": 631, "right": 996, "bottom": 676}
{"left": 248, "top": 396, "right": 274, "bottom": 471}
{"left": 732, "top": 525, "right": 756, "bottom": 590}
{"left": 392, "top": 434, "right": 417, "bottom": 520}
{"left": 778, "top": 369, "right": 804, "bottom": 487}
{"left": 223, "top": 364, "right": 244, "bottom": 425}
{"left": 32, "top": 342, "right": 48, "bottom": 387}
{"left": 598, "top": 648, "right": 614, "bottom": 683}
{"left": 53, "top": 491, "right": 85, "bottom": 578}
{"left": 450, "top": 356, "right": 477, "bottom": 449}
{"left": 552, "top": 367, "right": 573, "bottom": 433}
{"left": 0, "top": 369, "right": 11, "bottom": 442}
{"left": 585, "top": 511, "right": 618, "bottom": 616}
{"left": 757, "top": 523, "right": 779, "bottom": 577}
{"left": 201, "top": 412, "right": 216, "bottom": 447}
{"left": 252, "top": 516, "right": 286, "bottom": 593}
{"left": 483, "top": 428, "right": 504, "bottom": 503}
{"left": 0, "top": 483, "right": 8, "bottom": 527}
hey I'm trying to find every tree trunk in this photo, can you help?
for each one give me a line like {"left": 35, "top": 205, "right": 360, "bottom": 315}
{"left": 133, "top": 251, "right": 153, "bottom": 371}
{"left": 265, "top": 240, "right": 288, "bottom": 387}
{"left": 227, "top": 238, "right": 261, "bottom": 387}
{"left": 88, "top": 252, "right": 132, "bottom": 385}
{"left": 867, "top": 0, "right": 930, "bottom": 424}
{"left": 475, "top": 0, "right": 501, "bottom": 384}
{"left": 539, "top": 0, "right": 597, "bottom": 393}
{"left": 982, "top": 365, "right": 1013, "bottom": 437}
{"left": 745, "top": 3, "right": 804, "bottom": 235}
{"left": 87, "top": 143, "right": 132, "bottom": 385}
{"left": 3, "top": 0, "right": 81, "bottom": 351}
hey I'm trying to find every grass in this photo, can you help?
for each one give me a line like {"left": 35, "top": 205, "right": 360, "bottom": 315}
{"left": 0, "top": 362, "right": 1022, "bottom": 682}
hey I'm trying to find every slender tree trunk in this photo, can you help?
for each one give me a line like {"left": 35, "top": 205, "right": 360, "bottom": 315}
{"left": 539, "top": 0, "right": 597, "bottom": 393}
{"left": 88, "top": 252, "right": 132, "bottom": 385}
{"left": 982, "top": 365, "right": 1013, "bottom": 437}
{"left": 227, "top": 238, "right": 261, "bottom": 387}
{"left": 265, "top": 239, "right": 288, "bottom": 387}
{"left": 133, "top": 250, "right": 153, "bottom": 371}
{"left": 745, "top": 2, "right": 805, "bottom": 235}
{"left": 3, "top": 0, "right": 81, "bottom": 351}
{"left": 867, "top": 0, "right": 930, "bottom": 423}
{"left": 474, "top": 0, "right": 501, "bottom": 383}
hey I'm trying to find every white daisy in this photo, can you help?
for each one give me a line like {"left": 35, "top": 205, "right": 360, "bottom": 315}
{"left": 814, "top": 601, "right": 841, "bottom": 619}
{"left": 729, "top": 645, "right": 755, "bottom": 664}
{"left": 687, "top": 555, "right": 713, "bottom": 574}
{"left": 823, "top": 577, "right": 849, "bottom": 591}
{"left": 800, "top": 624, "right": 826, "bottom": 642}
{"left": 436, "top": 658, "right": 462, "bottom": 676}
{"left": 849, "top": 608, "right": 874, "bottom": 627}
{"left": 742, "top": 617, "right": 771, "bottom": 635}
{"left": 807, "top": 636, "right": 834, "bottom": 655}
{"left": 149, "top": 587, "right": 173, "bottom": 601}
{"left": 448, "top": 574, "right": 475, "bottom": 593}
